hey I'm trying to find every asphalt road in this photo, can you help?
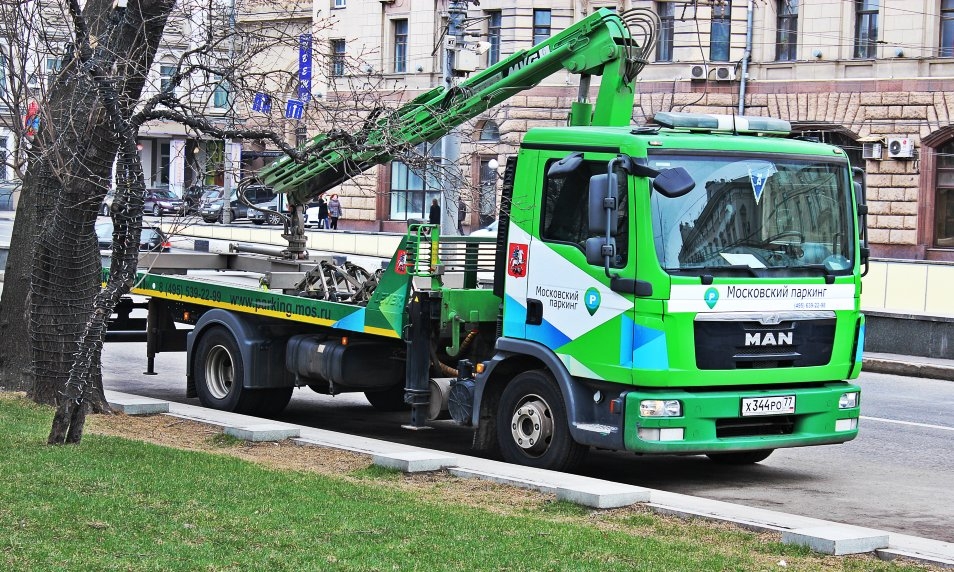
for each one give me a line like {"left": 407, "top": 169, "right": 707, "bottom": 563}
{"left": 101, "top": 341, "right": 954, "bottom": 544}
{"left": 6, "top": 214, "right": 952, "bottom": 542}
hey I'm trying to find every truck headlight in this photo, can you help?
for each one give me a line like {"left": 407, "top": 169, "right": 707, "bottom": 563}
{"left": 639, "top": 400, "right": 682, "bottom": 417}
{"left": 838, "top": 392, "right": 858, "bottom": 409}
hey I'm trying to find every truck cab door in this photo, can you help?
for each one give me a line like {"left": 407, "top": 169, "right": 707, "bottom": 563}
{"left": 516, "top": 154, "right": 636, "bottom": 383}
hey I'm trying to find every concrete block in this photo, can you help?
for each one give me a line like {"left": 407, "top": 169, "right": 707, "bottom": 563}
{"left": 225, "top": 423, "right": 300, "bottom": 442}
{"left": 782, "top": 526, "right": 889, "bottom": 555}
{"left": 107, "top": 395, "right": 170, "bottom": 415}
{"left": 556, "top": 483, "right": 651, "bottom": 509}
{"left": 450, "top": 467, "right": 650, "bottom": 509}
{"left": 372, "top": 451, "right": 458, "bottom": 473}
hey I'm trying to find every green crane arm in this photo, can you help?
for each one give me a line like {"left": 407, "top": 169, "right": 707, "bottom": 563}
{"left": 259, "top": 8, "right": 653, "bottom": 206}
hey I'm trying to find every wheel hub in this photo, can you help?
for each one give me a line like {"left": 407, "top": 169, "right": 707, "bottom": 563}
{"left": 204, "top": 345, "right": 234, "bottom": 399}
{"left": 509, "top": 397, "right": 553, "bottom": 455}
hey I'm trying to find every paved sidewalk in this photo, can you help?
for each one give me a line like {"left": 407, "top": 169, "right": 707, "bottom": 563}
{"left": 863, "top": 352, "right": 954, "bottom": 381}
{"left": 106, "top": 390, "right": 954, "bottom": 567}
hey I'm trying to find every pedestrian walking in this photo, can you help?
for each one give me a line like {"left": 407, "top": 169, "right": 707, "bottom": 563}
{"left": 457, "top": 197, "right": 468, "bottom": 235}
{"left": 428, "top": 198, "right": 441, "bottom": 225}
{"left": 328, "top": 194, "right": 342, "bottom": 230}
{"left": 316, "top": 196, "right": 329, "bottom": 229}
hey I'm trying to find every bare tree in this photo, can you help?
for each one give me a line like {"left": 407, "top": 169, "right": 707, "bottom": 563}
{"left": 0, "top": 0, "right": 489, "bottom": 443}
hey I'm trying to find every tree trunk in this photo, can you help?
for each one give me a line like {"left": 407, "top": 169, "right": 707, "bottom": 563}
{"left": 43, "top": 0, "right": 175, "bottom": 443}
{"left": 0, "top": 170, "right": 43, "bottom": 393}
{"left": 0, "top": 0, "right": 175, "bottom": 444}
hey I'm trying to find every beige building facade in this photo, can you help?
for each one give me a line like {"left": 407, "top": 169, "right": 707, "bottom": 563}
{"left": 263, "top": 0, "right": 954, "bottom": 256}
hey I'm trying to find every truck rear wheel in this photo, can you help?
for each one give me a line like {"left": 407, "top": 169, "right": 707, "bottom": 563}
{"left": 194, "top": 326, "right": 292, "bottom": 415}
{"left": 706, "top": 450, "right": 774, "bottom": 465}
{"left": 496, "top": 370, "right": 586, "bottom": 471}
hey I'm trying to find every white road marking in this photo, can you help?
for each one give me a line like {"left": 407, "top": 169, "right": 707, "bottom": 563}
{"left": 860, "top": 416, "right": 954, "bottom": 432}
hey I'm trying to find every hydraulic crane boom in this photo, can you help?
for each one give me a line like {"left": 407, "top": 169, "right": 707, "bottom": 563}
{"left": 258, "top": 8, "right": 654, "bottom": 208}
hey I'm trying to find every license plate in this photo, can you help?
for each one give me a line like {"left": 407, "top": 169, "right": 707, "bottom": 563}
{"left": 741, "top": 395, "right": 795, "bottom": 416}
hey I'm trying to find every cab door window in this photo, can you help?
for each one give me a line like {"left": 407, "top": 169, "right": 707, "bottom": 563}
{"left": 540, "top": 158, "right": 628, "bottom": 267}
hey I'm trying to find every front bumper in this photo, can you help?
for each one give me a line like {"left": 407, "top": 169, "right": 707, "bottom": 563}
{"left": 622, "top": 382, "right": 860, "bottom": 454}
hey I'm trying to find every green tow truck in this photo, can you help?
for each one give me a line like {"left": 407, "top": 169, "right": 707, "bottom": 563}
{"left": 118, "top": 8, "right": 866, "bottom": 471}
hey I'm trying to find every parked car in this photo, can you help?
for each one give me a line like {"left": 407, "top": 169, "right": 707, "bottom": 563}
{"left": 144, "top": 188, "right": 185, "bottom": 217}
{"left": 182, "top": 184, "right": 222, "bottom": 214}
{"left": 469, "top": 219, "right": 498, "bottom": 237}
{"left": 247, "top": 195, "right": 286, "bottom": 225}
{"left": 99, "top": 189, "right": 116, "bottom": 216}
{"left": 200, "top": 185, "right": 276, "bottom": 223}
{"left": 95, "top": 220, "right": 171, "bottom": 252}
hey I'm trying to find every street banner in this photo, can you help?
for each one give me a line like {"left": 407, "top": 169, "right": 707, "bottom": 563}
{"left": 298, "top": 34, "right": 312, "bottom": 102}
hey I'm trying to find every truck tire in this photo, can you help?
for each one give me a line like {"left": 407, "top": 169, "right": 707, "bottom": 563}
{"left": 194, "top": 326, "right": 292, "bottom": 415}
{"left": 496, "top": 369, "right": 587, "bottom": 471}
{"left": 706, "top": 450, "right": 774, "bottom": 465}
{"left": 365, "top": 384, "right": 409, "bottom": 412}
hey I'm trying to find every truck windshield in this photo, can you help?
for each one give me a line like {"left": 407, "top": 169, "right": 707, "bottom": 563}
{"left": 648, "top": 153, "right": 854, "bottom": 277}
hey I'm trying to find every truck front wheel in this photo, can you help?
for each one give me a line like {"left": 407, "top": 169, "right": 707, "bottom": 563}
{"left": 194, "top": 326, "right": 292, "bottom": 415}
{"left": 706, "top": 450, "right": 774, "bottom": 465}
{"left": 496, "top": 370, "right": 586, "bottom": 471}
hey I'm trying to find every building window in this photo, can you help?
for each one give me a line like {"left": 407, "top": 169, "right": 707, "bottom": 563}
{"left": 656, "top": 2, "right": 674, "bottom": 62}
{"left": 153, "top": 141, "right": 171, "bottom": 186}
{"left": 159, "top": 64, "right": 176, "bottom": 92}
{"left": 935, "top": 140, "right": 954, "bottom": 246}
{"left": 854, "top": 0, "right": 879, "bottom": 59}
{"left": 213, "top": 74, "right": 229, "bottom": 108}
{"left": 0, "top": 54, "right": 6, "bottom": 98}
{"left": 0, "top": 137, "right": 7, "bottom": 180}
{"left": 46, "top": 57, "right": 62, "bottom": 90}
{"left": 478, "top": 120, "right": 500, "bottom": 142}
{"left": 478, "top": 158, "right": 498, "bottom": 228}
{"left": 776, "top": 0, "right": 798, "bottom": 61}
{"left": 533, "top": 9, "right": 551, "bottom": 45}
{"left": 331, "top": 39, "right": 345, "bottom": 77}
{"left": 942, "top": 0, "right": 954, "bottom": 56}
{"left": 709, "top": 3, "right": 731, "bottom": 61}
{"left": 332, "top": 0, "right": 345, "bottom": 8}
{"left": 390, "top": 158, "right": 440, "bottom": 221}
{"left": 393, "top": 19, "right": 408, "bottom": 73}
{"left": 487, "top": 11, "right": 501, "bottom": 66}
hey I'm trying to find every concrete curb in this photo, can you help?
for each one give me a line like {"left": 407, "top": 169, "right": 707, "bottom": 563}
{"left": 103, "top": 390, "right": 954, "bottom": 567}
{"left": 862, "top": 356, "right": 954, "bottom": 381}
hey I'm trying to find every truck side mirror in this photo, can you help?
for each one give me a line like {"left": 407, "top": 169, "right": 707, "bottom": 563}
{"left": 547, "top": 152, "right": 584, "bottom": 179}
{"left": 652, "top": 167, "right": 695, "bottom": 198}
{"left": 587, "top": 173, "right": 617, "bottom": 236}
{"left": 585, "top": 236, "right": 615, "bottom": 266}
{"left": 852, "top": 166, "right": 869, "bottom": 276}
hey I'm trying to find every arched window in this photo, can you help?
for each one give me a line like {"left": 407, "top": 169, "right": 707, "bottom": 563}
{"left": 478, "top": 120, "right": 500, "bottom": 142}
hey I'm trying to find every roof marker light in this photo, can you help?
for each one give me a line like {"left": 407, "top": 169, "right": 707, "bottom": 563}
{"left": 651, "top": 112, "right": 791, "bottom": 136}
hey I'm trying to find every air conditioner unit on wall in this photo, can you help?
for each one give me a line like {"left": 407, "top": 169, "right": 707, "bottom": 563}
{"left": 887, "top": 137, "right": 915, "bottom": 159}
{"left": 861, "top": 141, "right": 883, "bottom": 160}
{"left": 713, "top": 65, "right": 735, "bottom": 81}
{"left": 689, "top": 64, "right": 707, "bottom": 80}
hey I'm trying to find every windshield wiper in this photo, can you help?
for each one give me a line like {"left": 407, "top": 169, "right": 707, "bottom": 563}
{"left": 780, "top": 263, "right": 837, "bottom": 284}
{"left": 668, "top": 265, "right": 761, "bottom": 278}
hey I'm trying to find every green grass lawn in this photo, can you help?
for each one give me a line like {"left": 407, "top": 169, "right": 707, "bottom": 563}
{"left": 0, "top": 394, "right": 935, "bottom": 571}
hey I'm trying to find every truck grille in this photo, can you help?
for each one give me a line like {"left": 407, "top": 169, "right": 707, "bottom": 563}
{"left": 694, "top": 317, "right": 835, "bottom": 370}
{"left": 716, "top": 415, "right": 795, "bottom": 438}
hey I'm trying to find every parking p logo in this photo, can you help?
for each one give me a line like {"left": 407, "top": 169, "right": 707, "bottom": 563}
{"left": 584, "top": 287, "right": 601, "bottom": 316}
